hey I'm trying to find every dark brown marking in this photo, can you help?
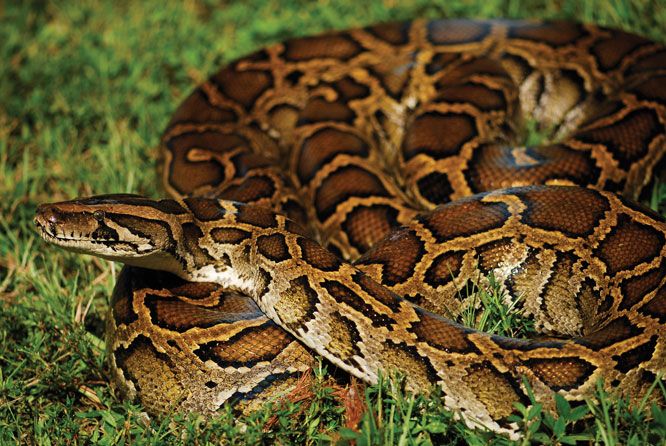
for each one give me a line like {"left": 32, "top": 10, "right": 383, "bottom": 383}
{"left": 296, "top": 237, "right": 342, "bottom": 271}
{"left": 235, "top": 204, "right": 278, "bottom": 228}
{"left": 629, "top": 75, "right": 666, "bottom": 107}
{"left": 167, "top": 88, "right": 237, "bottom": 126}
{"left": 195, "top": 322, "right": 293, "bottom": 368}
{"left": 297, "top": 97, "right": 356, "bottom": 125}
{"left": 575, "top": 108, "right": 662, "bottom": 166}
{"left": 507, "top": 21, "right": 588, "bottom": 47}
{"left": 184, "top": 197, "right": 227, "bottom": 221}
{"left": 210, "top": 227, "right": 252, "bottom": 244}
{"left": 418, "top": 197, "right": 509, "bottom": 243}
{"left": 322, "top": 280, "right": 396, "bottom": 327}
{"left": 627, "top": 48, "right": 666, "bottom": 76}
{"left": 524, "top": 357, "right": 595, "bottom": 391}
{"left": 590, "top": 32, "right": 650, "bottom": 72}
{"left": 165, "top": 131, "right": 247, "bottom": 196}
{"left": 423, "top": 251, "right": 464, "bottom": 288}
{"left": 145, "top": 294, "right": 257, "bottom": 332}
{"left": 612, "top": 336, "right": 658, "bottom": 373}
{"left": 218, "top": 175, "right": 277, "bottom": 204}
{"left": 465, "top": 144, "right": 601, "bottom": 194}
{"left": 639, "top": 287, "right": 666, "bottom": 323}
{"left": 411, "top": 307, "right": 478, "bottom": 353}
{"left": 342, "top": 204, "right": 400, "bottom": 254}
{"left": 210, "top": 68, "right": 274, "bottom": 109}
{"left": 314, "top": 165, "right": 390, "bottom": 221}
{"left": 357, "top": 229, "right": 425, "bottom": 286}
{"left": 595, "top": 214, "right": 664, "bottom": 274}
{"left": 416, "top": 171, "right": 454, "bottom": 205}
{"left": 256, "top": 233, "right": 290, "bottom": 262}
{"left": 620, "top": 258, "right": 666, "bottom": 311}
{"left": 435, "top": 81, "right": 508, "bottom": 112}
{"left": 297, "top": 127, "right": 369, "bottom": 184}
{"left": 575, "top": 316, "right": 643, "bottom": 350}
{"left": 365, "top": 21, "right": 411, "bottom": 46}
{"left": 182, "top": 222, "right": 215, "bottom": 268}
{"left": 110, "top": 267, "right": 138, "bottom": 326}
{"left": 516, "top": 186, "right": 610, "bottom": 237}
{"left": 403, "top": 111, "right": 478, "bottom": 161}
{"left": 354, "top": 271, "right": 402, "bottom": 311}
{"left": 283, "top": 33, "right": 363, "bottom": 61}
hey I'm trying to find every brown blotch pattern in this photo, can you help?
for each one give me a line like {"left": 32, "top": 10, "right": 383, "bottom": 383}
{"left": 639, "top": 287, "right": 666, "bottom": 323}
{"left": 590, "top": 32, "right": 650, "bottom": 72}
{"left": 575, "top": 108, "right": 662, "bottom": 165}
{"left": 184, "top": 197, "right": 226, "bottom": 221}
{"left": 596, "top": 214, "right": 664, "bottom": 274}
{"left": 145, "top": 295, "right": 246, "bottom": 332}
{"left": 219, "top": 175, "right": 277, "bottom": 203}
{"left": 423, "top": 251, "right": 464, "bottom": 288}
{"left": 342, "top": 204, "right": 400, "bottom": 254}
{"left": 612, "top": 336, "right": 658, "bottom": 373}
{"left": 365, "top": 21, "right": 411, "bottom": 46}
{"left": 283, "top": 34, "right": 363, "bottom": 61}
{"left": 297, "top": 128, "right": 369, "bottom": 184}
{"left": 576, "top": 316, "right": 643, "bottom": 350}
{"left": 355, "top": 272, "right": 402, "bottom": 311}
{"left": 298, "top": 98, "right": 355, "bottom": 125}
{"left": 236, "top": 204, "right": 278, "bottom": 228}
{"left": 525, "top": 357, "right": 595, "bottom": 391}
{"left": 357, "top": 229, "right": 425, "bottom": 286}
{"left": 403, "top": 111, "right": 478, "bottom": 161}
{"left": 464, "top": 144, "right": 600, "bottom": 194}
{"left": 211, "top": 68, "right": 274, "bottom": 109}
{"left": 516, "top": 187, "right": 610, "bottom": 237}
{"left": 507, "top": 21, "right": 587, "bottom": 47}
{"left": 256, "top": 233, "right": 290, "bottom": 262}
{"left": 411, "top": 308, "right": 476, "bottom": 353}
{"left": 297, "top": 237, "right": 341, "bottom": 271}
{"left": 415, "top": 171, "right": 454, "bottom": 205}
{"left": 210, "top": 227, "right": 252, "bottom": 244}
{"left": 620, "top": 259, "right": 666, "bottom": 311}
{"left": 322, "top": 280, "right": 396, "bottom": 327}
{"left": 196, "top": 323, "right": 294, "bottom": 368}
{"left": 419, "top": 198, "right": 509, "bottom": 242}
{"left": 314, "top": 165, "right": 390, "bottom": 221}
{"left": 182, "top": 223, "right": 215, "bottom": 268}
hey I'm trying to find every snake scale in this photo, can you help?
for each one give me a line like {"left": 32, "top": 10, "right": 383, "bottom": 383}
{"left": 35, "top": 19, "right": 666, "bottom": 437}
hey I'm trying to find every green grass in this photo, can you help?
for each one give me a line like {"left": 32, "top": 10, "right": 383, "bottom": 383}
{"left": 1, "top": 1, "right": 665, "bottom": 444}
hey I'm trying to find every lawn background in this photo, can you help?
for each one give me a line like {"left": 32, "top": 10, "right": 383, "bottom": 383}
{"left": 1, "top": 1, "right": 665, "bottom": 444}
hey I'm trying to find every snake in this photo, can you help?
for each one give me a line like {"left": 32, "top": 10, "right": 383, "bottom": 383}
{"left": 34, "top": 19, "right": 666, "bottom": 437}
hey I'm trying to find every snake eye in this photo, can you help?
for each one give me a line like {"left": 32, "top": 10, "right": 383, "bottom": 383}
{"left": 93, "top": 210, "right": 105, "bottom": 222}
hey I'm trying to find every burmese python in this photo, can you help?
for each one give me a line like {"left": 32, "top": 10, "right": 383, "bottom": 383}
{"left": 35, "top": 19, "right": 666, "bottom": 437}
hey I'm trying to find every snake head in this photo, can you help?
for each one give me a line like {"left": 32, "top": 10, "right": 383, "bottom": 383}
{"left": 35, "top": 194, "right": 188, "bottom": 273}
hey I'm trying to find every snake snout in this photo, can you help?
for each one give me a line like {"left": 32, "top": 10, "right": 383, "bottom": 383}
{"left": 34, "top": 204, "right": 61, "bottom": 236}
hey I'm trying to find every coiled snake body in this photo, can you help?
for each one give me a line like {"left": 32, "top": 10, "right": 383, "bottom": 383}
{"left": 36, "top": 20, "right": 666, "bottom": 437}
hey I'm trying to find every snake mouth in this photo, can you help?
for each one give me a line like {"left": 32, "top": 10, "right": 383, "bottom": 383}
{"left": 36, "top": 223, "right": 120, "bottom": 244}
